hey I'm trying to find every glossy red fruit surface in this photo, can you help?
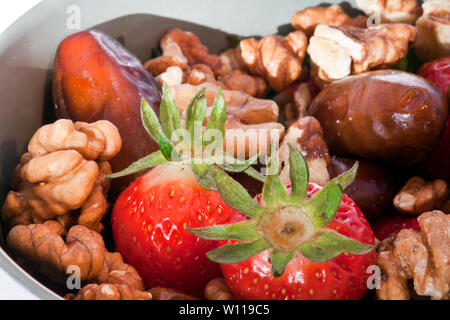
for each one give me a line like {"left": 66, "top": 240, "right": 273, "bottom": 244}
{"left": 418, "top": 56, "right": 450, "bottom": 96}
{"left": 220, "top": 183, "right": 376, "bottom": 300}
{"left": 418, "top": 56, "right": 450, "bottom": 182}
{"left": 111, "top": 163, "right": 235, "bottom": 298}
{"left": 373, "top": 215, "right": 420, "bottom": 241}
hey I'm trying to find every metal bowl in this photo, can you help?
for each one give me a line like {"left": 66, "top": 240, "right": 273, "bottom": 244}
{"left": 0, "top": 0, "right": 357, "bottom": 299}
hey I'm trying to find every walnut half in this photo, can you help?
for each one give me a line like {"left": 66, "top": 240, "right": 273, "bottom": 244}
{"left": 292, "top": 4, "right": 367, "bottom": 37}
{"left": 356, "top": 0, "right": 422, "bottom": 24}
{"left": 377, "top": 210, "right": 450, "bottom": 300}
{"left": 205, "top": 278, "right": 235, "bottom": 300}
{"left": 8, "top": 222, "right": 152, "bottom": 300}
{"left": 279, "top": 116, "right": 331, "bottom": 186}
{"left": 1, "top": 119, "right": 122, "bottom": 232}
{"left": 307, "top": 23, "right": 416, "bottom": 84}
{"left": 414, "top": 0, "right": 450, "bottom": 62}
{"left": 239, "top": 31, "right": 308, "bottom": 91}
{"left": 393, "top": 176, "right": 448, "bottom": 216}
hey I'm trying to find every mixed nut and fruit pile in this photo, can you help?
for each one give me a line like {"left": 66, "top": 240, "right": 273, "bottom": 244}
{"left": 1, "top": 0, "right": 450, "bottom": 300}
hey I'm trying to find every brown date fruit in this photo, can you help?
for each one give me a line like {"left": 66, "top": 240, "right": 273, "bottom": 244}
{"left": 308, "top": 70, "right": 448, "bottom": 166}
{"left": 230, "top": 172, "right": 264, "bottom": 198}
{"left": 53, "top": 30, "right": 161, "bottom": 194}
{"left": 328, "top": 156, "right": 396, "bottom": 220}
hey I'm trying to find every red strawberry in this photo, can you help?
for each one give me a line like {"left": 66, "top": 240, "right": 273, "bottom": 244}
{"left": 221, "top": 184, "right": 375, "bottom": 300}
{"left": 373, "top": 215, "right": 420, "bottom": 241}
{"left": 189, "top": 145, "right": 376, "bottom": 300}
{"left": 418, "top": 56, "right": 450, "bottom": 96}
{"left": 417, "top": 57, "right": 450, "bottom": 182}
{"left": 112, "top": 163, "right": 235, "bottom": 297}
{"left": 109, "top": 85, "right": 258, "bottom": 297}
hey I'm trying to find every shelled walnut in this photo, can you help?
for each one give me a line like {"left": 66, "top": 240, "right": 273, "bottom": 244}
{"left": 220, "top": 47, "right": 247, "bottom": 72}
{"left": 308, "top": 23, "right": 416, "bottom": 84}
{"left": 274, "top": 82, "right": 314, "bottom": 126}
{"left": 239, "top": 31, "right": 308, "bottom": 91}
{"left": 356, "top": 0, "right": 421, "bottom": 24}
{"left": 414, "top": 0, "right": 450, "bottom": 61}
{"left": 292, "top": 5, "right": 367, "bottom": 37}
{"left": 8, "top": 221, "right": 152, "bottom": 300}
{"left": 1, "top": 119, "right": 122, "bottom": 232}
{"left": 144, "top": 55, "right": 187, "bottom": 77}
{"left": 205, "top": 278, "right": 235, "bottom": 300}
{"left": 154, "top": 66, "right": 184, "bottom": 87}
{"left": 219, "top": 70, "right": 267, "bottom": 98}
{"left": 159, "top": 28, "right": 228, "bottom": 77}
{"left": 377, "top": 210, "right": 450, "bottom": 300}
{"left": 279, "top": 116, "right": 331, "bottom": 186}
{"left": 168, "top": 83, "right": 284, "bottom": 158}
{"left": 183, "top": 63, "right": 218, "bottom": 86}
{"left": 145, "top": 29, "right": 267, "bottom": 97}
{"left": 393, "top": 177, "right": 448, "bottom": 216}
{"left": 149, "top": 287, "right": 198, "bottom": 300}
{"left": 144, "top": 29, "right": 227, "bottom": 82}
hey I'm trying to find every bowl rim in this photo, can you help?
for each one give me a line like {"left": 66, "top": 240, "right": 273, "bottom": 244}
{"left": 0, "top": 247, "right": 62, "bottom": 299}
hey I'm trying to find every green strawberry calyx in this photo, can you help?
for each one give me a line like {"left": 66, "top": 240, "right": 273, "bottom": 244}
{"left": 188, "top": 144, "right": 374, "bottom": 276}
{"left": 105, "top": 84, "right": 263, "bottom": 190}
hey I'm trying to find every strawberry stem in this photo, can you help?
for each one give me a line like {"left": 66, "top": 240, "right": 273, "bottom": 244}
{"left": 106, "top": 85, "right": 261, "bottom": 190}
{"left": 159, "top": 85, "right": 182, "bottom": 139}
{"left": 288, "top": 144, "right": 309, "bottom": 203}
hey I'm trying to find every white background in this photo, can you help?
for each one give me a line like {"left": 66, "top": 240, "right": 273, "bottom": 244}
{"left": 0, "top": 0, "right": 42, "bottom": 35}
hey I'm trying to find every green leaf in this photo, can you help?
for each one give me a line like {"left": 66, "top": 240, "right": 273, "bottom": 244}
{"left": 159, "top": 85, "right": 181, "bottom": 140}
{"left": 302, "top": 183, "right": 343, "bottom": 228}
{"left": 104, "top": 150, "right": 167, "bottom": 178}
{"left": 203, "top": 88, "right": 226, "bottom": 146}
{"left": 313, "top": 230, "right": 374, "bottom": 254}
{"left": 330, "top": 162, "right": 358, "bottom": 190}
{"left": 262, "top": 144, "right": 288, "bottom": 210}
{"left": 140, "top": 98, "right": 162, "bottom": 143}
{"left": 212, "top": 167, "right": 265, "bottom": 218}
{"left": 300, "top": 162, "right": 356, "bottom": 226}
{"left": 297, "top": 242, "right": 341, "bottom": 262}
{"left": 323, "top": 183, "right": 344, "bottom": 222}
{"left": 244, "top": 167, "right": 266, "bottom": 183}
{"left": 298, "top": 230, "right": 374, "bottom": 262}
{"left": 191, "top": 162, "right": 215, "bottom": 190}
{"left": 206, "top": 239, "right": 270, "bottom": 264}
{"left": 217, "top": 152, "right": 258, "bottom": 173}
{"left": 187, "top": 220, "right": 260, "bottom": 241}
{"left": 185, "top": 88, "right": 207, "bottom": 146}
{"left": 270, "top": 250, "right": 295, "bottom": 277}
{"left": 287, "top": 144, "right": 309, "bottom": 204}
{"left": 159, "top": 134, "right": 180, "bottom": 161}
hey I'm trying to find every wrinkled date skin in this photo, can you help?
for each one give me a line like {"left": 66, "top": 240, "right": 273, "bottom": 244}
{"left": 53, "top": 30, "right": 161, "bottom": 194}
{"left": 309, "top": 70, "right": 448, "bottom": 166}
{"left": 328, "top": 156, "right": 396, "bottom": 221}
